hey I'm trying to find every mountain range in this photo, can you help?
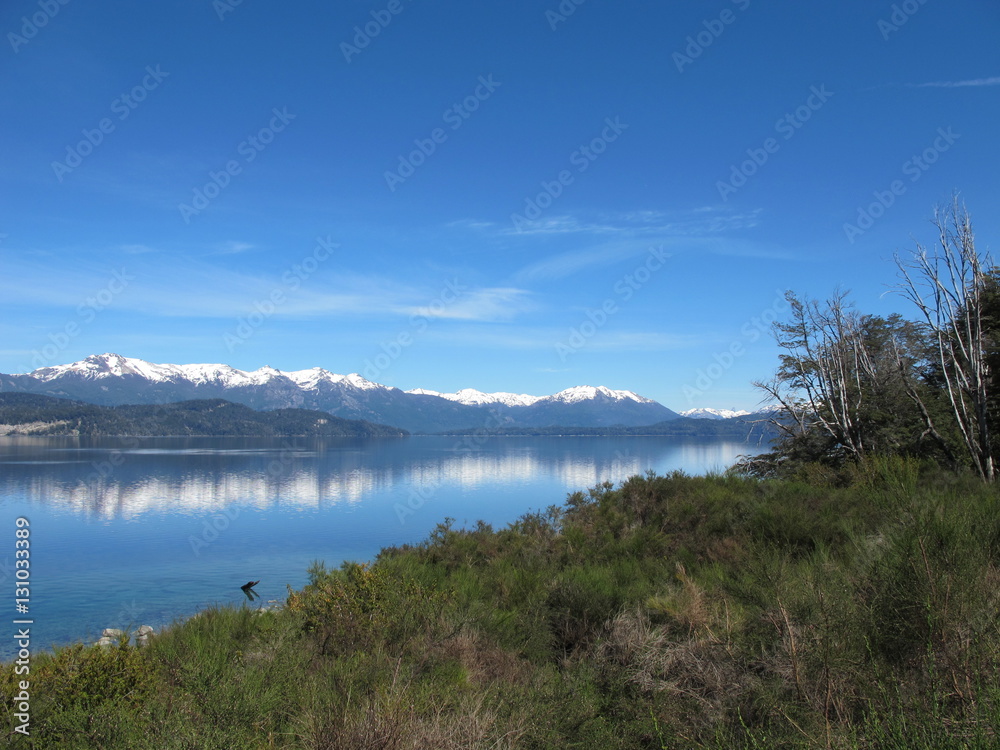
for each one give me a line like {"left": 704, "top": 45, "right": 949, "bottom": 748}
{"left": 0, "top": 354, "right": 692, "bottom": 434}
{"left": 679, "top": 408, "right": 753, "bottom": 420}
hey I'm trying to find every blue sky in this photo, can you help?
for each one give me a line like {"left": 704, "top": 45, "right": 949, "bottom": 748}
{"left": 2, "top": 0, "right": 998, "bottom": 411}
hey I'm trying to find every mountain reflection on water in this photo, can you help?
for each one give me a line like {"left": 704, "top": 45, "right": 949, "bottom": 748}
{"left": 0, "top": 435, "right": 766, "bottom": 519}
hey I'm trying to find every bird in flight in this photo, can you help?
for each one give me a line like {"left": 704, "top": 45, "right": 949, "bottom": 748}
{"left": 240, "top": 580, "right": 261, "bottom": 601}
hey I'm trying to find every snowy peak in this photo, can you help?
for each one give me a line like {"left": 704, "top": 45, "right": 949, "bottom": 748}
{"left": 450, "top": 389, "right": 498, "bottom": 406}
{"left": 175, "top": 363, "right": 246, "bottom": 385}
{"left": 456, "top": 389, "right": 542, "bottom": 407}
{"left": 284, "top": 368, "right": 384, "bottom": 392}
{"left": 33, "top": 353, "right": 185, "bottom": 383}
{"left": 283, "top": 367, "right": 330, "bottom": 390}
{"left": 337, "top": 373, "right": 384, "bottom": 391}
{"left": 31, "top": 353, "right": 278, "bottom": 388}
{"left": 406, "top": 387, "right": 541, "bottom": 407}
{"left": 406, "top": 385, "right": 651, "bottom": 408}
{"left": 545, "top": 385, "right": 653, "bottom": 405}
{"left": 28, "top": 354, "right": 387, "bottom": 392}
{"left": 680, "top": 408, "right": 752, "bottom": 420}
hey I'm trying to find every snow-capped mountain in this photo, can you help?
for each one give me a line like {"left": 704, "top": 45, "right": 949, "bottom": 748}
{"left": 545, "top": 385, "right": 654, "bottom": 405}
{"left": 680, "top": 407, "right": 752, "bottom": 420}
{"left": 1, "top": 354, "right": 680, "bottom": 434}
{"left": 406, "top": 388, "right": 542, "bottom": 408}
{"left": 31, "top": 354, "right": 385, "bottom": 391}
{"left": 405, "top": 385, "right": 653, "bottom": 409}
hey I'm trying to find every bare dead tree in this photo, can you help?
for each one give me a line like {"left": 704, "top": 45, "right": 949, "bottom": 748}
{"left": 894, "top": 199, "right": 994, "bottom": 481}
{"left": 756, "top": 290, "right": 876, "bottom": 462}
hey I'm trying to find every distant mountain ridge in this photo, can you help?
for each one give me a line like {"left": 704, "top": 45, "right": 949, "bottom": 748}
{"left": 1, "top": 354, "right": 680, "bottom": 434}
{"left": 0, "top": 393, "right": 407, "bottom": 437}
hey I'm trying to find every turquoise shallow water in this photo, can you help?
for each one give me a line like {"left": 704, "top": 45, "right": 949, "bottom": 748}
{"left": 0, "top": 434, "right": 767, "bottom": 659}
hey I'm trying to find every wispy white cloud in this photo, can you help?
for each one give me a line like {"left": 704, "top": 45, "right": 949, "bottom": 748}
{"left": 453, "top": 208, "right": 761, "bottom": 239}
{"left": 0, "top": 254, "right": 533, "bottom": 325}
{"left": 909, "top": 77, "right": 1000, "bottom": 88}
{"left": 502, "top": 216, "right": 622, "bottom": 236}
{"left": 402, "top": 287, "right": 535, "bottom": 321}
{"left": 514, "top": 240, "right": 659, "bottom": 282}
{"left": 447, "top": 215, "right": 597, "bottom": 236}
{"left": 514, "top": 234, "right": 790, "bottom": 284}
{"left": 451, "top": 207, "right": 775, "bottom": 282}
{"left": 445, "top": 219, "right": 495, "bottom": 231}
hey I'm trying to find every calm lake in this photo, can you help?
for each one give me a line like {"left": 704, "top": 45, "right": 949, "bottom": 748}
{"left": 0, "top": 435, "right": 768, "bottom": 659}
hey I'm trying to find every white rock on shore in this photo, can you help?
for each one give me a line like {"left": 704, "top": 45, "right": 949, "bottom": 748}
{"left": 96, "top": 626, "right": 154, "bottom": 647}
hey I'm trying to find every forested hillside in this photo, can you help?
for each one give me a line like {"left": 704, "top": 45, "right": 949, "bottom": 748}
{"left": 0, "top": 393, "right": 407, "bottom": 437}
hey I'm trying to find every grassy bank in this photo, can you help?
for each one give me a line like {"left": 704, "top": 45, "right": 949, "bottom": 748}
{"left": 4, "top": 458, "right": 1000, "bottom": 748}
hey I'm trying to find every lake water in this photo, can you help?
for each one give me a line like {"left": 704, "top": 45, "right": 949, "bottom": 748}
{"left": 0, "top": 434, "right": 768, "bottom": 659}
